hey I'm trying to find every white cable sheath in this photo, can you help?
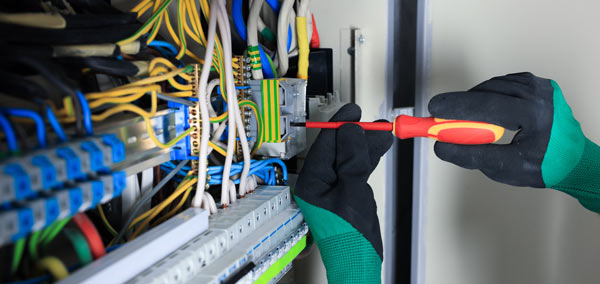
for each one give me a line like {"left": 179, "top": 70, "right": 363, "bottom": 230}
{"left": 215, "top": 0, "right": 236, "bottom": 205}
{"left": 277, "top": 0, "right": 294, "bottom": 76}
{"left": 247, "top": 0, "right": 265, "bottom": 79}
{"left": 216, "top": 0, "right": 252, "bottom": 197}
{"left": 192, "top": 0, "right": 218, "bottom": 208}
{"left": 229, "top": 180, "right": 237, "bottom": 203}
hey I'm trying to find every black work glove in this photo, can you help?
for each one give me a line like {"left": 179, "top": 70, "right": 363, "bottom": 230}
{"left": 429, "top": 72, "right": 600, "bottom": 212}
{"left": 294, "top": 103, "right": 393, "bottom": 284}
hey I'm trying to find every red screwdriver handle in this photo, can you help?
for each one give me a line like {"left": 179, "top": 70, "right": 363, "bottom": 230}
{"left": 393, "top": 115, "right": 505, "bottom": 144}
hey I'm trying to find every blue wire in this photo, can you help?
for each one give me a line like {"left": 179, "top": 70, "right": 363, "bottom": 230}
{"left": 287, "top": 26, "right": 292, "bottom": 52}
{"left": 106, "top": 244, "right": 123, "bottom": 253}
{"left": 2, "top": 275, "right": 50, "bottom": 284}
{"left": 148, "top": 40, "right": 178, "bottom": 56}
{"left": 76, "top": 91, "right": 93, "bottom": 135}
{"left": 45, "top": 106, "right": 67, "bottom": 142}
{"left": 0, "top": 112, "right": 19, "bottom": 152}
{"left": 232, "top": 0, "right": 247, "bottom": 41}
{"left": 266, "top": 0, "right": 280, "bottom": 12}
{"left": 2, "top": 108, "right": 46, "bottom": 148}
{"left": 231, "top": 0, "right": 283, "bottom": 78}
{"left": 258, "top": 45, "right": 275, "bottom": 78}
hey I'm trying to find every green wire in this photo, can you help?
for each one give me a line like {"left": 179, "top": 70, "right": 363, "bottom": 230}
{"left": 28, "top": 231, "right": 41, "bottom": 260}
{"left": 11, "top": 239, "right": 25, "bottom": 275}
{"left": 120, "top": 0, "right": 173, "bottom": 43}
{"left": 42, "top": 218, "right": 71, "bottom": 248}
{"left": 63, "top": 228, "right": 93, "bottom": 265}
{"left": 265, "top": 51, "right": 278, "bottom": 78}
{"left": 260, "top": 27, "right": 276, "bottom": 43}
{"left": 210, "top": 114, "right": 228, "bottom": 123}
{"left": 176, "top": 0, "right": 187, "bottom": 60}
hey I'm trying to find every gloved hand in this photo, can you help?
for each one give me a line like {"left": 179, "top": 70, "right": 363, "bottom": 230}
{"left": 294, "top": 103, "right": 393, "bottom": 284}
{"left": 429, "top": 72, "right": 600, "bottom": 212}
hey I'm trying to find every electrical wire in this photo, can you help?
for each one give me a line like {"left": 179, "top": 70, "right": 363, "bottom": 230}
{"left": 238, "top": 100, "right": 263, "bottom": 154}
{"left": 76, "top": 91, "right": 93, "bottom": 135}
{"left": 247, "top": 0, "right": 265, "bottom": 79}
{"left": 98, "top": 206, "right": 118, "bottom": 237}
{"left": 192, "top": 0, "right": 219, "bottom": 209}
{"left": 118, "top": 0, "right": 173, "bottom": 45}
{"left": 36, "top": 256, "right": 69, "bottom": 280}
{"left": 11, "top": 239, "right": 25, "bottom": 275}
{"left": 0, "top": 112, "right": 19, "bottom": 152}
{"left": 114, "top": 160, "right": 188, "bottom": 244}
{"left": 277, "top": 0, "right": 295, "bottom": 76}
{"left": 3, "top": 108, "right": 46, "bottom": 148}
{"left": 215, "top": 0, "right": 237, "bottom": 204}
{"left": 129, "top": 176, "right": 197, "bottom": 240}
{"left": 45, "top": 106, "right": 67, "bottom": 142}
{"left": 148, "top": 40, "right": 179, "bottom": 56}
{"left": 41, "top": 218, "right": 70, "bottom": 249}
{"left": 72, "top": 213, "right": 105, "bottom": 260}
{"left": 63, "top": 228, "right": 93, "bottom": 265}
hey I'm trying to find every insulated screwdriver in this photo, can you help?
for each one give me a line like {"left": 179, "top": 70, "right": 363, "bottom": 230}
{"left": 291, "top": 115, "right": 506, "bottom": 145}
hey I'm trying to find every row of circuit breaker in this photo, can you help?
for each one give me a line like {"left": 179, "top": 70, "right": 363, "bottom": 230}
{"left": 0, "top": 134, "right": 127, "bottom": 246}
{"left": 59, "top": 186, "right": 301, "bottom": 284}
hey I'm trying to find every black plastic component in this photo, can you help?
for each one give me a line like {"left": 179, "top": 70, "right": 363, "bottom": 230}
{"left": 286, "top": 48, "right": 333, "bottom": 97}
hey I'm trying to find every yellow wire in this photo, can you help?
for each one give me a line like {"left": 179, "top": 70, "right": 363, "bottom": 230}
{"left": 136, "top": 1, "right": 153, "bottom": 17}
{"left": 129, "top": 177, "right": 198, "bottom": 240}
{"left": 121, "top": 68, "right": 187, "bottom": 88}
{"left": 153, "top": 186, "right": 192, "bottom": 225}
{"left": 175, "top": 0, "right": 187, "bottom": 60}
{"left": 164, "top": 91, "right": 193, "bottom": 97}
{"left": 86, "top": 85, "right": 161, "bottom": 100}
{"left": 208, "top": 141, "right": 227, "bottom": 156}
{"left": 150, "top": 66, "right": 192, "bottom": 91}
{"left": 88, "top": 91, "right": 146, "bottom": 109}
{"left": 98, "top": 206, "right": 118, "bottom": 237}
{"left": 146, "top": 9, "right": 164, "bottom": 44}
{"left": 131, "top": 0, "right": 153, "bottom": 14}
{"left": 37, "top": 256, "right": 69, "bottom": 280}
{"left": 209, "top": 112, "right": 228, "bottom": 123}
{"left": 149, "top": 58, "right": 192, "bottom": 81}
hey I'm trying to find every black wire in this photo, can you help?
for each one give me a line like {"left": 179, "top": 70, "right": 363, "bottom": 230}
{"left": 0, "top": 55, "right": 85, "bottom": 135}
{"left": 113, "top": 160, "right": 189, "bottom": 244}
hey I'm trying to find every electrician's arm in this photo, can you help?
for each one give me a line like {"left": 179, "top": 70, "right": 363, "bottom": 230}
{"left": 429, "top": 72, "right": 600, "bottom": 212}
{"left": 294, "top": 104, "right": 393, "bottom": 284}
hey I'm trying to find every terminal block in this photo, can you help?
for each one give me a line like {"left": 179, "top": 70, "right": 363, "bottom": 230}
{"left": 248, "top": 79, "right": 307, "bottom": 159}
{"left": 0, "top": 171, "right": 126, "bottom": 246}
{"left": 0, "top": 134, "right": 126, "bottom": 203}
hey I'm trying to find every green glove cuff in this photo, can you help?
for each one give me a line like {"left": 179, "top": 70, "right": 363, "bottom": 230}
{"left": 295, "top": 196, "right": 382, "bottom": 283}
{"left": 552, "top": 138, "right": 600, "bottom": 212}
{"left": 541, "top": 80, "right": 586, "bottom": 186}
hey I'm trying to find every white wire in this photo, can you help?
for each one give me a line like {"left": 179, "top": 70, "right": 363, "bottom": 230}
{"left": 247, "top": 0, "right": 265, "bottom": 79}
{"left": 289, "top": 8, "right": 297, "bottom": 52}
{"left": 203, "top": 192, "right": 218, "bottom": 214}
{"left": 192, "top": 0, "right": 219, "bottom": 209}
{"left": 216, "top": 0, "right": 252, "bottom": 197}
{"left": 277, "top": 0, "right": 294, "bottom": 76}
{"left": 228, "top": 180, "right": 237, "bottom": 203}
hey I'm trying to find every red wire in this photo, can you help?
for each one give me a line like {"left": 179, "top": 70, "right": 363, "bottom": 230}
{"left": 72, "top": 213, "right": 106, "bottom": 260}
{"left": 310, "top": 13, "right": 320, "bottom": 48}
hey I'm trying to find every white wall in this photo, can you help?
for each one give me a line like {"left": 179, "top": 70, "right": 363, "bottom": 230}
{"left": 425, "top": 1, "right": 600, "bottom": 283}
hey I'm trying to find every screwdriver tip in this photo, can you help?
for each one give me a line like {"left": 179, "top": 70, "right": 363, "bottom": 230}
{"left": 290, "top": 122, "right": 306, "bottom": 127}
